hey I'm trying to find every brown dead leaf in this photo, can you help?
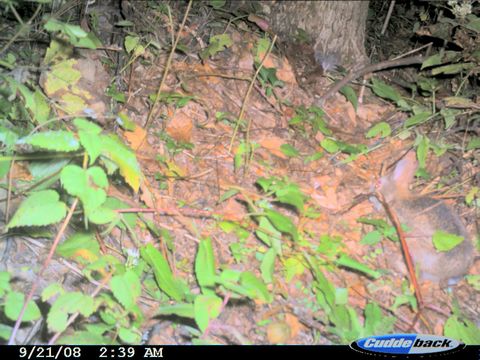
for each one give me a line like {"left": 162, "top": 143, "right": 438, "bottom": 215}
{"left": 166, "top": 109, "right": 193, "bottom": 142}
{"left": 11, "top": 162, "right": 32, "bottom": 181}
{"left": 124, "top": 126, "right": 147, "bottom": 151}
{"left": 267, "top": 321, "right": 291, "bottom": 344}
{"left": 258, "top": 136, "right": 288, "bottom": 159}
{"left": 284, "top": 313, "right": 303, "bottom": 339}
{"left": 220, "top": 197, "right": 246, "bottom": 222}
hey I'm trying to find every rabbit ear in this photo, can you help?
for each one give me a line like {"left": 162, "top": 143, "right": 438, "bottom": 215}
{"left": 392, "top": 151, "right": 418, "bottom": 184}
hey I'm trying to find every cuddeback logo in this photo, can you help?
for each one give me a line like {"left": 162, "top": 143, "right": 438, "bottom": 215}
{"left": 351, "top": 334, "right": 465, "bottom": 355}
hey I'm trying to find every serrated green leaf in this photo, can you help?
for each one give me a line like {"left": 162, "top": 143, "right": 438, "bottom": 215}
{"left": 100, "top": 134, "right": 141, "bottom": 192}
{"left": 432, "top": 231, "right": 465, "bottom": 251}
{"left": 0, "top": 324, "right": 12, "bottom": 341}
{"left": 7, "top": 190, "right": 67, "bottom": 229}
{"left": 110, "top": 270, "right": 141, "bottom": 310}
{"left": 88, "top": 206, "right": 117, "bottom": 225}
{"left": 41, "top": 283, "right": 64, "bottom": 303}
{"left": 5, "top": 292, "right": 41, "bottom": 322}
{"left": 140, "top": 244, "right": 184, "bottom": 301}
{"left": 21, "top": 131, "right": 80, "bottom": 152}
{"left": 118, "top": 327, "right": 141, "bottom": 344}
{"left": 157, "top": 303, "right": 195, "bottom": 318}
{"left": 195, "top": 238, "right": 216, "bottom": 289}
{"left": 56, "top": 232, "right": 100, "bottom": 264}
{"left": 47, "top": 292, "right": 94, "bottom": 332}
{"left": 61, "top": 165, "right": 107, "bottom": 218}
{"left": 366, "top": 122, "right": 391, "bottom": 139}
{"left": 194, "top": 294, "right": 222, "bottom": 332}
{"left": 444, "top": 316, "right": 480, "bottom": 345}
{"left": 57, "top": 331, "right": 109, "bottom": 345}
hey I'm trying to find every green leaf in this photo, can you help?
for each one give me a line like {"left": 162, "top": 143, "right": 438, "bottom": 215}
{"left": 360, "top": 230, "right": 382, "bottom": 245}
{"left": 110, "top": 270, "right": 141, "bottom": 310}
{"left": 466, "top": 137, "right": 480, "bottom": 150}
{"left": 157, "top": 303, "right": 195, "bottom": 318}
{"left": 336, "top": 254, "right": 381, "bottom": 279}
{"left": 57, "top": 331, "right": 109, "bottom": 345}
{"left": 366, "top": 122, "right": 391, "bottom": 139}
{"left": 0, "top": 272, "right": 11, "bottom": 297}
{"left": 75, "top": 118, "right": 102, "bottom": 164}
{"left": 41, "top": 283, "right": 65, "bottom": 302}
{"left": 47, "top": 292, "right": 95, "bottom": 332}
{"left": 416, "top": 136, "right": 429, "bottom": 168}
{"left": 280, "top": 144, "right": 299, "bottom": 157}
{"left": 404, "top": 111, "right": 430, "bottom": 128}
{"left": 275, "top": 183, "right": 305, "bottom": 211}
{"left": 118, "top": 327, "right": 141, "bottom": 344}
{"left": 265, "top": 209, "right": 299, "bottom": 242}
{"left": 0, "top": 324, "right": 12, "bottom": 341}
{"left": 320, "top": 138, "right": 339, "bottom": 153}
{"left": 240, "top": 271, "right": 272, "bottom": 303}
{"left": 421, "top": 54, "right": 442, "bottom": 69}
{"left": 195, "top": 238, "right": 216, "bottom": 288}
{"left": 444, "top": 315, "right": 480, "bottom": 345}
{"left": 20, "top": 131, "right": 80, "bottom": 152}
{"left": 210, "top": 0, "right": 226, "bottom": 9}
{"left": 7, "top": 190, "right": 67, "bottom": 229}
{"left": 194, "top": 294, "right": 222, "bottom": 332}
{"left": 200, "top": 34, "right": 233, "bottom": 60}
{"left": 339, "top": 86, "right": 358, "bottom": 111}
{"left": 260, "top": 248, "right": 276, "bottom": 284}
{"left": 61, "top": 165, "right": 107, "bottom": 219}
{"left": 56, "top": 232, "right": 100, "bottom": 264}
{"left": 432, "top": 231, "right": 465, "bottom": 251}
{"left": 431, "top": 63, "right": 474, "bottom": 76}
{"left": 217, "top": 188, "right": 239, "bottom": 203}
{"left": 371, "top": 78, "right": 401, "bottom": 102}
{"left": 100, "top": 134, "right": 141, "bottom": 192}
{"left": 5, "top": 292, "right": 41, "bottom": 322}
{"left": 140, "top": 244, "right": 184, "bottom": 301}
{"left": 124, "top": 36, "right": 140, "bottom": 54}
{"left": 256, "top": 217, "right": 282, "bottom": 253}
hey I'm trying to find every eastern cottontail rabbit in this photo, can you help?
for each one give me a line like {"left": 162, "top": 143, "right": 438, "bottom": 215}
{"left": 376, "top": 151, "right": 474, "bottom": 283}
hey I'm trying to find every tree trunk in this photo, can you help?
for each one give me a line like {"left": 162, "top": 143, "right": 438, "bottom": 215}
{"left": 264, "top": 1, "right": 370, "bottom": 69}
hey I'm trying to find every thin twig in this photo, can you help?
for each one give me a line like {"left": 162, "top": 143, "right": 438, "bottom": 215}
{"left": 317, "top": 55, "right": 424, "bottom": 104}
{"left": 0, "top": 4, "right": 42, "bottom": 57}
{"left": 144, "top": 0, "right": 193, "bottom": 129}
{"left": 381, "top": 1, "right": 396, "bottom": 36}
{"left": 228, "top": 34, "right": 277, "bottom": 153}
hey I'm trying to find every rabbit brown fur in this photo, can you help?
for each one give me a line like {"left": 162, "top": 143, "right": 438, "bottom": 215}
{"left": 376, "top": 151, "right": 473, "bottom": 283}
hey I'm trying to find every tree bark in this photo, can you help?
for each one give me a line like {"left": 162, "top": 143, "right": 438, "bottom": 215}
{"left": 263, "top": 1, "right": 370, "bottom": 69}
